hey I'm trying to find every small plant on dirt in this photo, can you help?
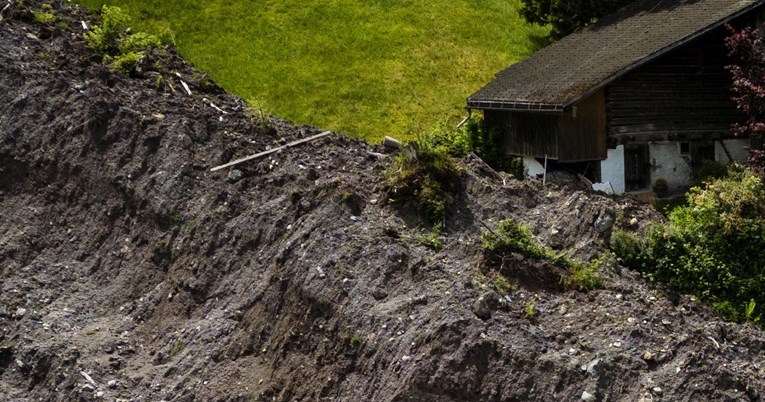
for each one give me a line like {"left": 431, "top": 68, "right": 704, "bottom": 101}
{"left": 384, "top": 140, "right": 463, "bottom": 226}
{"left": 491, "top": 271, "right": 512, "bottom": 295}
{"left": 84, "top": 5, "right": 162, "bottom": 74}
{"left": 415, "top": 223, "right": 444, "bottom": 251}
{"left": 155, "top": 74, "right": 164, "bottom": 89}
{"left": 482, "top": 219, "right": 564, "bottom": 264}
{"left": 339, "top": 332, "right": 362, "bottom": 348}
{"left": 170, "top": 340, "right": 185, "bottom": 356}
{"left": 523, "top": 302, "right": 536, "bottom": 319}
{"left": 565, "top": 254, "right": 606, "bottom": 291}
{"left": 246, "top": 101, "right": 274, "bottom": 132}
{"left": 33, "top": 10, "right": 55, "bottom": 24}
{"left": 745, "top": 299, "right": 760, "bottom": 324}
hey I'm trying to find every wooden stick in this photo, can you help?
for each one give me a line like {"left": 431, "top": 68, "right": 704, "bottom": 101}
{"left": 210, "top": 131, "right": 332, "bottom": 172}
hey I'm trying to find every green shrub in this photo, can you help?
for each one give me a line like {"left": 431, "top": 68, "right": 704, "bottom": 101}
{"left": 417, "top": 122, "right": 472, "bottom": 158}
{"left": 84, "top": 5, "right": 161, "bottom": 74}
{"left": 565, "top": 254, "right": 606, "bottom": 291}
{"left": 33, "top": 11, "right": 55, "bottom": 24}
{"left": 484, "top": 218, "right": 603, "bottom": 291}
{"left": 415, "top": 223, "right": 445, "bottom": 251}
{"left": 482, "top": 219, "right": 562, "bottom": 263}
{"left": 692, "top": 159, "right": 729, "bottom": 186}
{"left": 384, "top": 141, "right": 463, "bottom": 225}
{"left": 84, "top": 5, "right": 130, "bottom": 53}
{"left": 523, "top": 302, "right": 536, "bottom": 319}
{"left": 613, "top": 164, "right": 765, "bottom": 325}
{"left": 491, "top": 272, "right": 512, "bottom": 295}
{"left": 609, "top": 229, "right": 645, "bottom": 267}
{"left": 108, "top": 51, "right": 142, "bottom": 73}
{"left": 464, "top": 115, "right": 524, "bottom": 179}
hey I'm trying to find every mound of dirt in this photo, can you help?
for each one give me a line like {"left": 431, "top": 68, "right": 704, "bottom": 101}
{"left": 2, "top": 1, "right": 765, "bottom": 401}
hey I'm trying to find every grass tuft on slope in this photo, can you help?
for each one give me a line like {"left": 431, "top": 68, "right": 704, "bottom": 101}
{"left": 76, "top": 0, "right": 549, "bottom": 141}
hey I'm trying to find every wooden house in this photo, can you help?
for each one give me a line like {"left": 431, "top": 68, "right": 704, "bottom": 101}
{"left": 468, "top": 0, "right": 763, "bottom": 194}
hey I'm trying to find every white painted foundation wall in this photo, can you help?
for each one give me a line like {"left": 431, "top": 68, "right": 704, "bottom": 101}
{"left": 598, "top": 145, "right": 625, "bottom": 194}
{"left": 649, "top": 142, "right": 692, "bottom": 194}
{"left": 523, "top": 156, "right": 546, "bottom": 178}
{"left": 596, "top": 139, "right": 750, "bottom": 195}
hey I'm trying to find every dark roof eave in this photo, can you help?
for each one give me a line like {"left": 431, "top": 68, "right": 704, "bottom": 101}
{"left": 467, "top": 99, "right": 565, "bottom": 113}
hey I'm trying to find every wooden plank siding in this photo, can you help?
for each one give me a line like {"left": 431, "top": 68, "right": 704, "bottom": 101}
{"left": 606, "top": 28, "right": 743, "bottom": 144}
{"left": 559, "top": 90, "right": 607, "bottom": 161}
{"left": 486, "top": 89, "right": 607, "bottom": 162}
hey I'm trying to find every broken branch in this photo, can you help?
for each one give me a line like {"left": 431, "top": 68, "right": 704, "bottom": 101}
{"left": 210, "top": 131, "right": 332, "bottom": 172}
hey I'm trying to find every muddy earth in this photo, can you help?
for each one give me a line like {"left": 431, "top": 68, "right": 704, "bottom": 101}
{"left": 2, "top": 1, "right": 765, "bottom": 401}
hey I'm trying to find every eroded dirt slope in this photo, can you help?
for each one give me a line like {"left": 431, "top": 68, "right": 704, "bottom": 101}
{"left": 2, "top": 2, "right": 765, "bottom": 401}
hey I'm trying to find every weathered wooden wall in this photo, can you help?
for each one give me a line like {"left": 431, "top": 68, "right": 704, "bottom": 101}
{"left": 607, "top": 28, "right": 742, "bottom": 144}
{"left": 486, "top": 89, "right": 606, "bottom": 162}
{"left": 559, "top": 90, "right": 607, "bottom": 161}
{"left": 489, "top": 111, "right": 560, "bottom": 159}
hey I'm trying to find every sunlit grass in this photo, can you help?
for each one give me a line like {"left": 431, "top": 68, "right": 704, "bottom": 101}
{"left": 76, "top": 0, "right": 549, "bottom": 141}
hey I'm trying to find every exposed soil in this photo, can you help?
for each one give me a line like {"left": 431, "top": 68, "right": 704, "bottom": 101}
{"left": 2, "top": 1, "right": 765, "bottom": 401}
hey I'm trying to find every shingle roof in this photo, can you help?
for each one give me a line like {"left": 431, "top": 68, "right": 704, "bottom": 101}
{"left": 468, "top": 0, "right": 764, "bottom": 112}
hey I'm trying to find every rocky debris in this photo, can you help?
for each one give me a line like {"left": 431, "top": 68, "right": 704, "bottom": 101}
{"left": 1, "top": 1, "right": 764, "bottom": 401}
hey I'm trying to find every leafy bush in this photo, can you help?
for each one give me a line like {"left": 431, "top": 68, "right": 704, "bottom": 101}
{"left": 417, "top": 122, "right": 472, "bottom": 158}
{"left": 483, "top": 218, "right": 603, "bottom": 291}
{"left": 464, "top": 116, "right": 524, "bottom": 179}
{"left": 84, "top": 5, "right": 161, "bottom": 74}
{"left": 692, "top": 160, "right": 728, "bottom": 186}
{"left": 482, "top": 219, "right": 562, "bottom": 263}
{"left": 612, "top": 165, "right": 765, "bottom": 324}
{"left": 609, "top": 229, "right": 644, "bottom": 267}
{"left": 384, "top": 141, "right": 463, "bottom": 225}
{"left": 415, "top": 223, "right": 445, "bottom": 251}
{"left": 565, "top": 253, "right": 607, "bottom": 291}
{"left": 33, "top": 11, "right": 55, "bottom": 24}
{"left": 520, "top": 0, "right": 635, "bottom": 39}
{"left": 84, "top": 5, "right": 130, "bottom": 53}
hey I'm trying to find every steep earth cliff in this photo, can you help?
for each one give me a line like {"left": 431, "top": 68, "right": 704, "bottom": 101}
{"left": 2, "top": 1, "right": 765, "bottom": 401}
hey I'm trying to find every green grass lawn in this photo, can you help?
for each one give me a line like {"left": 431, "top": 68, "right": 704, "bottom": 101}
{"left": 75, "top": 0, "right": 549, "bottom": 142}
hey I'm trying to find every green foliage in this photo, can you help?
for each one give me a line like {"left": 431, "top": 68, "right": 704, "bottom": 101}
{"left": 84, "top": 5, "right": 130, "bottom": 53}
{"left": 482, "top": 219, "right": 563, "bottom": 264}
{"left": 339, "top": 332, "right": 362, "bottom": 348}
{"left": 75, "top": 0, "right": 549, "bottom": 141}
{"left": 611, "top": 165, "right": 765, "bottom": 325}
{"left": 692, "top": 160, "right": 729, "bottom": 186}
{"left": 417, "top": 122, "right": 472, "bottom": 158}
{"left": 609, "top": 229, "right": 644, "bottom": 267}
{"left": 415, "top": 223, "right": 445, "bottom": 251}
{"left": 745, "top": 299, "right": 759, "bottom": 323}
{"left": 33, "top": 11, "right": 55, "bottom": 24}
{"left": 491, "top": 272, "right": 512, "bottom": 295}
{"left": 653, "top": 196, "right": 688, "bottom": 218}
{"left": 108, "top": 51, "right": 141, "bottom": 73}
{"left": 523, "top": 302, "right": 536, "bottom": 319}
{"left": 464, "top": 115, "right": 524, "bottom": 178}
{"left": 385, "top": 142, "right": 463, "bottom": 225}
{"left": 84, "top": 5, "right": 161, "bottom": 73}
{"left": 245, "top": 101, "right": 274, "bottom": 132}
{"left": 484, "top": 218, "right": 603, "bottom": 291}
{"left": 520, "top": 0, "right": 635, "bottom": 39}
{"left": 565, "top": 254, "right": 606, "bottom": 291}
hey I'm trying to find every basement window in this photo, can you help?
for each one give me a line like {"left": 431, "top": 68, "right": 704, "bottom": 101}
{"left": 679, "top": 142, "right": 690, "bottom": 155}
